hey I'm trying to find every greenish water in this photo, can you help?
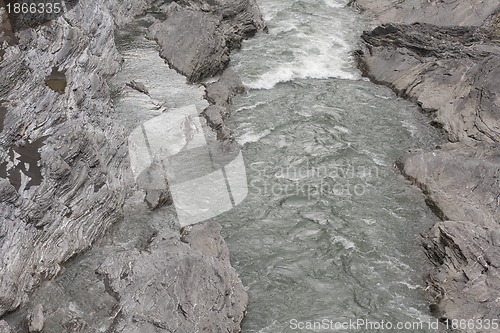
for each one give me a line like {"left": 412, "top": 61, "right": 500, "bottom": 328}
{"left": 212, "top": 0, "right": 446, "bottom": 332}
{"left": 220, "top": 79, "right": 443, "bottom": 332}
{"left": 109, "top": 2, "right": 446, "bottom": 332}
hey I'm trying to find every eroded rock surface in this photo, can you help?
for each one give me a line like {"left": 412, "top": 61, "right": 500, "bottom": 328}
{"left": 3, "top": 221, "right": 246, "bottom": 333}
{"left": 395, "top": 143, "right": 500, "bottom": 322}
{"left": 147, "top": 0, "right": 266, "bottom": 82}
{"left": 97, "top": 223, "right": 247, "bottom": 333}
{"left": 352, "top": 0, "right": 499, "bottom": 26}
{"left": 357, "top": 22, "right": 500, "bottom": 143}
{"left": 424, "top": 221, "right": 500, "bottom": 324}
{"left": 0, "top": 0, "right": 252, "bottom": 331}
{"left": 0, "top": 0, "right": 154, "bottom": 316}
{"left": 0, "top": 321, "right": 12, "bottom": 333}
{"left": 355, "top": 0, "right": 500, "bottom": 325}
{"left": 397, "top": 143, "right": 500, "bottom": 228}
{"left": 203, "top": 68, "right": 245, "bottom": 141}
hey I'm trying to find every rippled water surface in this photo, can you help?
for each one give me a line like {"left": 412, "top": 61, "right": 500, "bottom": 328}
{"left": 215, "top": 0, "right": 445, "bottom": 332}
{"left": 109, "top": 1, "right": 446, "bottom": 332}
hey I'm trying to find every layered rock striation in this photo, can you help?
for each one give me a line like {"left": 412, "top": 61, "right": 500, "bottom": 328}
{"left": 354, "top": 0, "right": 500, "bottom": 325}
{"left": 0, "top": 0, "right": 264, "bottom": 331}
{"left": 0, "top": 0, "right": 152, "bottom": 316}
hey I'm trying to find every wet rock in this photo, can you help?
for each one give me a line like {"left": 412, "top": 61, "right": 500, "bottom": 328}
{"left": 0, "top": 103, "right": 6, "bottom": 133}
{"left": 423, "top": 221, "right": 500, "bottom": 324}
{"left": 396, "top": 143, "right": 500, "bottom": 230}
{"left": 205, "top": 68, "right": 245, "bottom": 108}
{"left": 357, "top": 22, "right": 500, "bottom": 143}
{"left": 148, "top": 0, "right": 265, "bottom": 82}
{"left": 0, "top": 0, "right": 159, "bottom": 317}
{"left": 202, "top": 68, "right": 245, "bottom": 141}
{"left": 1, "top": 136, "right": 47, "bottom": 192}
{"left": 396, "top": 142, "right": 500, "bottom": 321}
{"left": 144, "top": 188, "right": 172, "bottom": 210}
{"left": 96, "top": 222, "right": 247, "bottom": 333}
{"left": 148, "top": 9, "right": 230, "bottom": 82}
{"left": 356, "top": 0, "right": 500, "bottom": 325}
{"left": 45, "top": 67, "right": 67, "bottom": 94}
{"left": 203, "top": 105, "right": 225, "bottom": 130}
{"left": 351, "top": 0, "right": 499, "bottom": 26}
{"left": 27, "top": 304, "right": 44, "bottom": 332}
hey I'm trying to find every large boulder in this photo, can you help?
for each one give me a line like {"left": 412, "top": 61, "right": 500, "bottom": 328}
{"left": 96, "top": 222, "right": 248, "bottom": 333}
{"left": 357, "top": 22, "right": 500, "bottom": 143}
{"left": 397, "top": 143, "right": 500, "bottom": 322}
{"left": 147, "top": 0, "right": 265, "bottom": 82}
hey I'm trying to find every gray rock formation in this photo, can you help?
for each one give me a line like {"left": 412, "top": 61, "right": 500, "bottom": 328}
{"left": 0, "top": 0, "right": 150, "bottom": 316}
{"left": 397, "top": 143, "right": 500, "bottom": 228}
{"left": 3, "top": 221, "right": 246, "bottom": 333}
{"left": 352, "top": 0, "right": 499, "bottom": 26}
{"left": 396, "top": 143, "right": 500, "bottom": 323}
{"left": 0, "top": 321, "right": 12, "bottom": 333}
{"left": 96, "top": 223, "right": 247, "bottom": 333}
{"left": 354, "top": 0, "right": 500, "bottom": 325}
{"left": 357, "top": 22, "right": 500, "bottom": 143}
{"left": 203, "top": 68, "right": 246, "bottom": 141}
{"left": 147, "top": 0, "right": 266, "bottom": 82}
{"left": 0, "top": 0, "right": 257, "bottom": 331}
{"left": 424, "top": 221, "right": 500, "bottom": 323}
{"left": 27, "top": 304, "right": 44, "bottom": 333}
{"left": 125, "top": 80, "right": 150, "bottom": 96}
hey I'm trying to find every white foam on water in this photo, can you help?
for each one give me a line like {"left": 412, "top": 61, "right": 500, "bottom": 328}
{"left": 245, "top": 59, "right": 357, "bottom": 90}
{"left": 333, "top": 125, "right": 351, "bottom": 134}
{"left": 331, "top": 234, "right": 356, "bottom": 250}
{"left": 255, "top": 320, "right": 280, "bottom": 333}
{"left": 362, "top": 218, "right": 377, "bottom": 225}
{"left": 237, "top": 128, "right": 272, "bottom": 145}
{"left": 234, "top": 101, "right": 268, "bottom": 114}
{"left": 233, "top": 0, "right": 362, "bottom": 90}
{"left": 398, "top": 281, "right": 422, "bottom": 290}
{"left": 244, "top": 31, "right": 358, "bottom": 90}
{"left": 323, "top": 0, "right": 349, "bottom": 8}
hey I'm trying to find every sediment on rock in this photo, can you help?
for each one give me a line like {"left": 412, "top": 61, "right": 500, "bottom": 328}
{"left": 354, "top": 0, "right": 500, "bottom": 324}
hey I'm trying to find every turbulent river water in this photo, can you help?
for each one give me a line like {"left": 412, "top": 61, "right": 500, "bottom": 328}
{"left": 111, "top": 0, "right": 445, "bottom": 332}
{"left": 220, "top": 1, "right": 444, "bottom": 332}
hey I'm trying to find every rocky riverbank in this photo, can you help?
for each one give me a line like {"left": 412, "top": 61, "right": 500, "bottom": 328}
{"left": 0, "top": 0, "right": 264, "bottom": 332}
{"left": 353, "top": 0, "right": 500, "bottom": 326}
